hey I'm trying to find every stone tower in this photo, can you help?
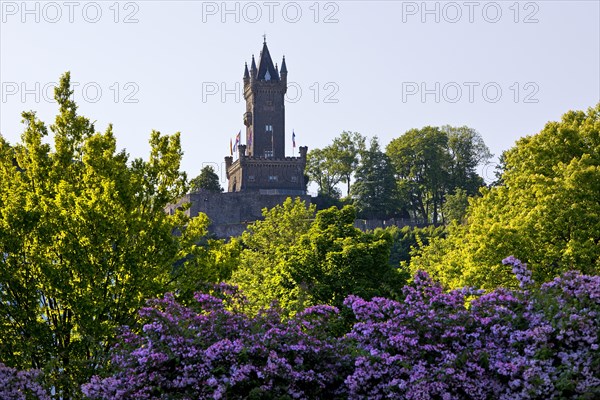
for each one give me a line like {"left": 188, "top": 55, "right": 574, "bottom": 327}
{"left": 225, "top": 39, "right": 307, "bottom": 194}
{"left": 243, "top": 38, "right": 286, "bottom": 158}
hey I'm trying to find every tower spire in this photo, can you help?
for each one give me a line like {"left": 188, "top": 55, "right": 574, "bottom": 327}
{"left": 280, "top": 56, "right": 287, "bottom": 74}
{"left": 256, "top": 39, "right": 278, "bottom": 81}
{"left": 250, "top": 55, "right": 257, "bottom": 80}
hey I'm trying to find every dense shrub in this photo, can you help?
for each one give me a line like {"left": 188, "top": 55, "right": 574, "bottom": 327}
{"left": 344, "top": 257, "right": 600, "bottom": 399}
{"left": 82, "top": 259, "right": 599, "bottom": 399}
{"left": 82, "top": 284, "right": 351, "bottom": 399}
{"left": 0, "top": 363, "right": 50, "bottom": 400}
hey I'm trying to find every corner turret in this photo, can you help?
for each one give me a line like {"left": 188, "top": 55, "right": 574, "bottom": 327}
{"left": 280, "top": 56, "right": 287, "bottom": 89}
{"left": 243, "top": 62, "right": 250, "bottom": 85}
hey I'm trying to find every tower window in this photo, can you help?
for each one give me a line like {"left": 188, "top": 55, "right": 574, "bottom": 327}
{"left": 265, "top": 125, "right": 273, "bottom": 132}
{"left": 269, "top": 175, "right": 278, "bottom": 182}
{"left": 264, "top": 150, "right": 273, "bottom": 158}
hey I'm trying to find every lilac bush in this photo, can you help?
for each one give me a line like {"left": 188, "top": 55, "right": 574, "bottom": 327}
{"left": 343, "top": 272, "right": 494, "bottom": 399}
{"left": 346, "top": 257, "right": 600, "bottom": 399}
{"left": 82, "top": 284, "right": 351, "bottom": 399}
{"left": 83, "top": 258, "right": 600, "bottom": 399}
{"left": 0, "top": 363, "right": 50, "bottom": 400}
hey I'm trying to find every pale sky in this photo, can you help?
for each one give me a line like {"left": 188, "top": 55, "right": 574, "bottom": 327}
{"left": 1, "top": 1, "right": 599, "bottom": 190}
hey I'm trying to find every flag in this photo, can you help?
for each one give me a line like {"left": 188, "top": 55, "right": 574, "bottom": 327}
{"left": 246, "top": 128, "right": 252, "bottom": 147}
{"left": 292, "top": 130, "right": 296, "bottom": 148}
{"left": 229, "top": 138, "right": 233, "bottom": 156}
{"left": 233, "top": 130, "right": 241, "bottom": 153}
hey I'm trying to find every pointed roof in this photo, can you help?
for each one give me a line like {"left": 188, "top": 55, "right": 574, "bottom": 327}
{"left": 244, "top": 62, "right": 249, "bottom": 79}
{"left": 251, "top": 55, "right": 257, "bottom": 72}
{"left": 280, "top": 56, "right": 287, "bottom": 74}
{"left": 256, "top": 41, "right": 279, "bottom": 81}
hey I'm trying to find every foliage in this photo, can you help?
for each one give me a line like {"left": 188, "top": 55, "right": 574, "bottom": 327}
{"left": 305, "top": 147, "right": 343, "bottom": 198}
{"left": 83, "top": 258, "right": 600, "bottom": 399}
{"left": 442, "top": 188, "right": 469, "bottom": 224}
{"left": 230, "top": 198, "right": 316, "bottom": 314}
{"left": 231, "top": 202, "right": 404, "bottom": 314}
{"left": 411, "top": 104, "right": 600, "bottom": 289}
{"left": 171, "top": 213, "right": 241, "bottom": 305}
{"left": 386, "top": 126, "right": 491, "bottom": 224}
{"left": 288, "top": 205, "right": 404, "bottom": 309}
{"left": 189, "top": 165, "right": 223, "bottom": 192}
{"left": 381, "top": 225, "right": 446, "bottom": 270}
{"left": 386, "top": 126, "right": 449, "bottom": 223}
{"left": 0, "top": 72, "right": 206, "bottom": 397}
{"left": 305, "top": 132, "right": 365, "bottom": 198}
{"left": 310, "top": 192, "right": 347, "bottom": 211}
{"left": 351, "top": 137, "right": 399, "bottom": 219}
{"left": 329, "top": 132, "right": 366, "bottom": 196}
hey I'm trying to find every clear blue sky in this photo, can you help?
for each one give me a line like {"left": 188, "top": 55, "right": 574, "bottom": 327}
{"left": 1, "top": 1, "right": 599, "bottom": 189}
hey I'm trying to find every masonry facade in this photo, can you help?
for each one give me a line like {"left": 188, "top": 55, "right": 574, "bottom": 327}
{"left": 168, "top": 39, "right": 310, "bottom": 238}
{"left": 225, "top": 39, "right": 308, "bottom": 195}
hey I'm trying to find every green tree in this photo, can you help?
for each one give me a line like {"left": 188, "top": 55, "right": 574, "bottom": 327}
{"left": 305, "top": 147, "right": 343, "bottom": 198}
{"left": 288, "top": 206, "right": 404, "bottom": 308}
{"left": 386, "top": 127, "right": 450, "bottom": 224}
{"left": 442, "top": 126, "right": 492, "bottom": 195}
{"left": 381, "top": 225, "right": 447, "bottom": 270}
{"left": 411, "top": 104, "right": 600, "bottom": 290}
{"left": 230, "top": 197, "right": 316, "bottom": 314}
{"left": 305, "top": 132, "right": 366, "bottom": 199}
{"left": 170, "top": 212, "right": 240, "bottom": 305}
{"left": 352, "top": 137, "right": 399, "bottom": 219}
{"left": 386, "top": 126, "right": 490, "bottom": 224}
{"left": 0, "top": 72, "right": 205, "bottom": 397}
{"left": 442, "top": 188, "right": 469, "bottom": 224}
{"left": 230, "top": 201, "right": 404, "bottom": 314}
{"left": 189, "top": 165, "right": 223, "bottom": 192}
{"left": 328, "top": 131, "right": 366, "bottom": 196}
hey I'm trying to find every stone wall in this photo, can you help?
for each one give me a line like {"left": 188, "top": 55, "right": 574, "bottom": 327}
{"left": 166, "top": 192, "right": 431, "bottom": 239}
{"left": 225, "top": 145, "right": 307, "bottom": 193}
{"left": 166, "top": 190, "right": 311, "bottom": 238}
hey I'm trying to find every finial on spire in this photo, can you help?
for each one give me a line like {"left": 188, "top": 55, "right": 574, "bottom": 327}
{"left": 263, "top": 33, "right": 266, "bottom": 44}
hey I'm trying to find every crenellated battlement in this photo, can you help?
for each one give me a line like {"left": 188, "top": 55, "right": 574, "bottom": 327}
{"left": 226, "top": 40, "right": 307, "bottom": 194}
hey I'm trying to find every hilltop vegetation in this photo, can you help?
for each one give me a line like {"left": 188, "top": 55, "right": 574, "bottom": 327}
{"left": 306, "top": 125, "right": 492, "bottom": 223}
{"left": 411, "top": 104, "right": 600, "bottom": 289}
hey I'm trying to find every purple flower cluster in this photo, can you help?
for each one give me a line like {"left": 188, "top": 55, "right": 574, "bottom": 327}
{"left": 82, "top": 286, "right": 350, "bottom": 399}
{"left": 82, "top": 258, "right": 600, "bottom": 399}
{"left": 503, "top": 255, "right": 534, "bottom": 289}
{"left": 0, "top": 363, "right": 50, "bottom": 400}
{"left": 345, "top": 264, "right": 600, "bottom": 399}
